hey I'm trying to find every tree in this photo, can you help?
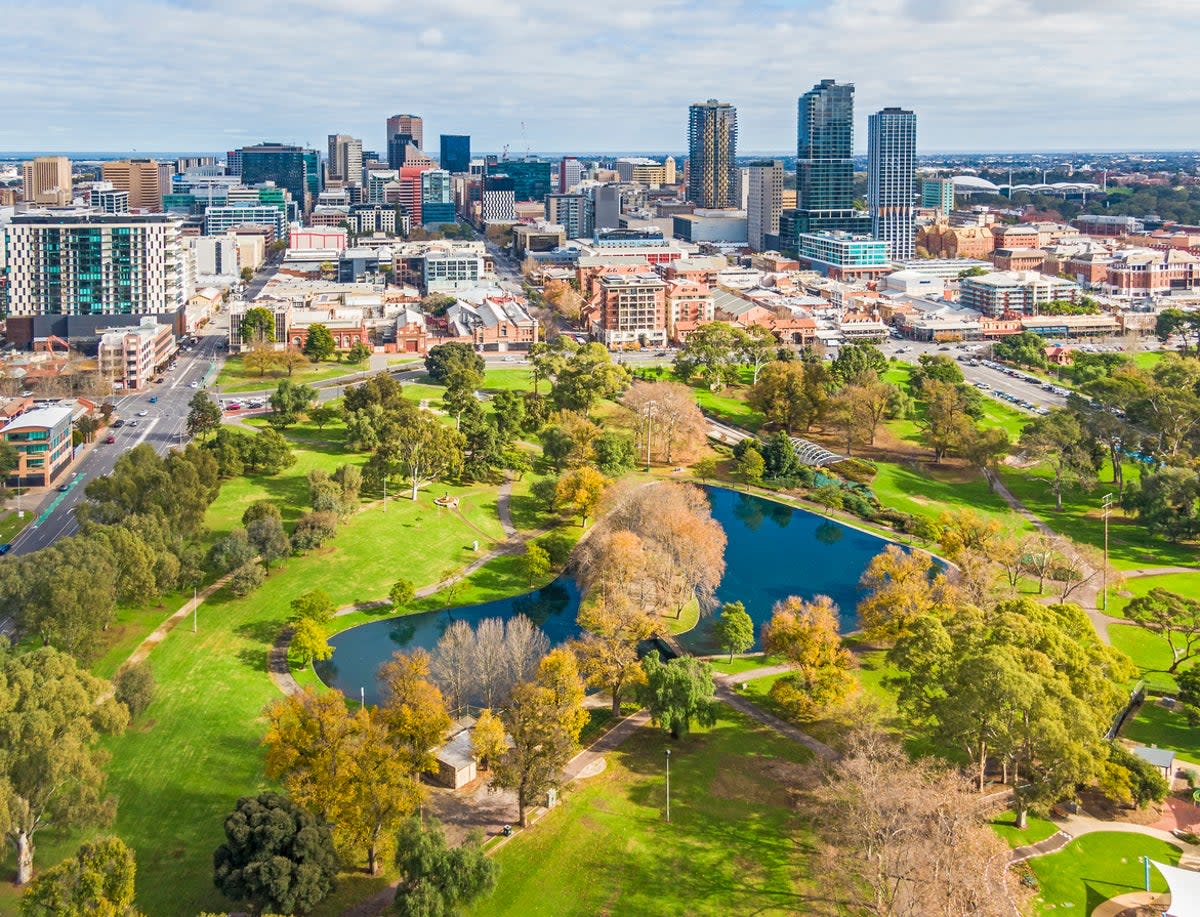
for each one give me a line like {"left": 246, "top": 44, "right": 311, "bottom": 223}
{"left": 114, "top": 659, "right": 155, "bottom": 718}
{"left": 540, "top": 411, "right": 601, "bottom": 470}
{"left": 76, "top": 414, "right": 100, "bottom": 444}
{"left": 371, "top": 412, "right": 464, "bottom": 501}
{"left": 430, "top": 620, "right": 476, "bottom": 716}
{"left": 470, "top": 708, "right": 507, "bottom": 770}
{"left": 269, "top": 379, "right": 318, "bottom": 429}
{"left": 748, "top": 359, "right": 831, "bottom": 432}
{"left": 391, "top": 818, "right": 495, "bottom": 917}
{"left": 278, "top": 347, "right": 311, "bottom": 378}
{"left": 186, "top": 390, "right": 222, "bottom": 439}
{"left": 347, "top": 341, "right": 372, "bottom": 365}
{"left": 424, "top": 342, "right": 484, "bottom": 384}
{"left": 490, "top": 390, "right": 526, "bottom": 442}
{"left": 592, "top": 431, "right": 638, "bottom": 476}
{"left": 1021, "top": 410, "right": 1097, "bottom": 512}
{"left": 19, "top": 836, "right": 138, "bottom": 917}
{"left": 621, "top": 381, "right": 707, "bottom": 466}
{"left": 492, "top": 650, "right": 587, "bottom": 825}
{"left": 739, "top": 325, "right": 779, "bottom": 384}
{"left": 241, "top": 266, "right": 254, "bottom": 282}
{"left": 570, "top": 597, "right": 658, "bottom": 714}
{"left": 228, "top": 560, "right": 265, "bottom": 597}
{"left": 1175, "top": 666, "right": 1200, "bottom": 725}
{"left": 551, "top": 342, "right": 629, "bottom": 412}
{"left": 390, "top": 578, "right": 416, "bottom": 610}
{"left": 0, "top": 647, "right": 129, "bottom": 884}
{"left": 734, "top": 445, "right": 765, "bottom": 486}
{"left": 212, "top": 792, "right": 340, "bottom": 914}
{"left": 240, "top": 306, "right": 276, "bottom": 345}
{"left": 713, "top": 601, "right": 755, "bottom": 662}
{"left": 916, "top": 379, "right": 974, "bottom": 462}
{"left": 518, "top": 542, "right": 550, "bottom": 587}
{"left": 831, "top": 342, "right": 887, "bottom": 385}
{"left": 304, "top": 324, "right": 337, "bottom": 361}
{"left": 1122, "top": 468, "right": 1200, "bottom": 542}
{"left": 292, "top": 511, "right": 338, "bottom": 552}
{"left": 247, "top": 514, "right": 290, "bottom": 569}
{"left": 857, "top": 545, "right": 955, "bottom": 643}
{"left": 378, "top": 650, "right": 453, "bottom": 775}
{"left": 1124, "top": 587, "right": 1200, "bottom": 673}
{"left": 242, "top": 343, "right": 282, "bottom": 377}
{"left": 291, "top": 617, "right": 333, "bottom": 666}
{"left": 992, "top": 331, "right": 1050, "bottom": 369}
{"left": 554, "top": 466, "right": 609, "bottom": 527}
{"left": 638, "top": 652, "right": 719, "bottom": 739}
{"left": 673, "top": 322, "right": 743, "bottom": 389}
{"left": 308, "top": 405, "right": 340, "bottom": 430}
{"left": 763, "top": 595, "right": 855, "bottom": 720}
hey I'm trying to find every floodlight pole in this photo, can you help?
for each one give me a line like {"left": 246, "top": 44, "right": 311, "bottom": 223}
{"left": 665, "top": 748, "right": 671, "bottom": 823}
{"left": 1101, "top": 493, "right": 1114, "bottom": 611}
{"left": 193, "top": 586, "right": 198, "bottom": 633}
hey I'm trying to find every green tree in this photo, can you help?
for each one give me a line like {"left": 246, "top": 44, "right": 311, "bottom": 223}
{"left": 292, "top": 511, "right": 338, "bottom": 552}
{"left": 519, "top": 542, "right": 551, "bottom": 587}
{"left": 114, "top": 660, "right": 156, "bottom": 718}
{"left": 831, "top": 342, "right": 888, "bottom": 385}
{"left": 207, "top": 528, "right": 256, "bottom": 573}
{"left": 1124, "top": 587, "right": 1200, "bottom": 673}
{"left": 917, "top": 379, "right": 975, "bottom": 463}
{"left": 0, "top": 647, "right": 129, "bottom": 884}
{"left": 1175, "top": 666, "right": 1200, "bottom": 725}
{"left": 713, "top": 600, "right": 755, "bottom": 662}
{"left": 1021, "top": 410, "right": 1097, "bottom": 511}
{"left": 247, "top": 515, "right": 290, "bottom": 569}
{"left": 443, "top": 364, "right": 484, "bottom": 428}
{"left": 240, "top": 266, "right": 254, "bottom": 282}
{"left": 763, "top": 595, "right": 855, "bottom": 721}
{"left": 673, "top": 322, "right": 743, "bottom": 390}
{"left": 291, "top": 617, "right": 333, "bottom": 665}
{"left": 308, "top": 405, "right": 340, "bottom": 430}
{"left": 304, "top": 324, "right": 337, "bottom": 361}
{"left": 346, "top": 340, "right": 372, "bottom": 364}
{"left": 592, "top": 431, "right": 637, "bottom": 476}
{"left": 638, "top": 652, "right": 719, "bottom": 739}
{"left": 551, "top": 343, "right": 630, "bottom": 412}
{"left": 748, "top": 359, "right": 831, "bottom": 432}
{"left": 424, "top": 342, "right": 484, "bottom": 384}
{"left": 212, "top": 792, "right": 340, "bottom": 915}
{"left": 734, "top": 446, "right": 765, "bottom": 487}
{"left": 369, "top": 411, "right": 465, "bottom": 501}
{"left": 1122, "top": 468, "right": 1200, "bottom": 542}
{"left": 738, "top": 325, "right": 779, "bottom": 384}
{"left": 992, "top": 331, "right": 1050, "bottom": 369}
{"left": 228, "top": 560, "right": 265, "bottom": 597}
{"left": 490, "top": 390, "right": 526, "bottom": 442}
{"left": 240, "top": 306, "right": 276, "bottom": 345}
{"left": 390, "top": 578, "right": 416, "bottom": 610}
{"left": 291, "top": 588, "right": 336, "bottom": 626}
{"left": 390, "top": 818, "right": 496, "bottom": 917}
{"left": 19, "top": 836, "right": 138, "bottom": 917}
{"left": 186, "top": 390, "right": 222, "bottom": 439}
{"left": 269, "top": 379, "right": 318, "bottom": 429}
{"left": 554, "top": 466, "right": 608, "bottom": 527}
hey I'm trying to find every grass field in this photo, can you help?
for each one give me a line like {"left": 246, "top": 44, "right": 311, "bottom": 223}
{"left": 707, "top": 654, "right": 784, "bottom": 676}
{"left": 990, "top": 811, "right": 1058, "bottom": 848}
{"left": 1026, "top": 831, "right": 1180, "bottom": 916}
{"left": 481, "top": 367, "right": 535, "bottom": 391}
{"left": 1122, "top": 700, "right": 1200, "bottom": 766}
{"left": 0, "top": 509, "right": 31, "bottom": 544}
{"left": 1108, "top": 623, "right": 1181, "bottom": 693}
{"left": 1109, "top": 571, "right": 1200, "bottom": 617}
{"left": 870, "top": 461, "right": 1031, "bottom": 532}
{"left": 465, "top": 710, "right": 814, "bottom": 917}
{"left": 215, "top": 355, "right": 357, "bottom": 393}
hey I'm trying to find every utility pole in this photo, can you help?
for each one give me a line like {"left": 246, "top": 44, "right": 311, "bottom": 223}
{"left": 1102, "top": 493, "right": 1114, "bottom": 611}
{"left": 664, "top": 748, "right": 671, "bottom": 822}
{"left": 193, "top": 585, "right": 198, "bottom": 633}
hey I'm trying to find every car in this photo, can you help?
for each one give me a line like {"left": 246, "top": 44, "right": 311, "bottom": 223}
{"left": 0, "top": 545, "right": 11, "bottom": 556}
{"left": 112, "top": 419, "right": 125, "bottom": 428}
{"left": 189, "top": 381, "right": 199, "bottom": 388}
{"left": 149, "top": 395, "right": 158, "bottom": 403}
{"left": 226, "top": 403, "right": 242, "bottom": 412}
{"left": 136, "top": 410, "right": 149, "bottom": 417}
{"left": 105, "top": 434, "right": 117, "bottom": 444}
{"left": 57, "top": 483, "right": 70, "bottom": 492}
{"left": 128, "top": 420, "right": 138, "bottom": 428}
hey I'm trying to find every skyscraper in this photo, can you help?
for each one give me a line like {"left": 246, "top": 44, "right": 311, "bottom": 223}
{"left": 239, "top": 143, "right": 309, "bottom": 210}
{"left": 867, "top": 107, "right": 917, "bottom": 260}
{"left": 746, "top": 160, "right": 784, "bottom": 251}
{"left": 789, "top": 79, "right": 869, "bottom": 243}
{"left": 102, "top": 159, "right": 164, "bottom": 212}
{"left": 327, "top": 134, "right": 363, "bottom": 184}
{"left": 921, "top": 177, "right": 955, "bottom": 215}
{"left": 386, "top": 114, "right": 423, "bottom": 149}
{"left": 22, "top": 157, "right": 72, "bottom": 206}
{"left": 686, "top": 100, "right": 738, "bottom": 209}
{"left": 439, "top": 135, "right": 471, "bottom": 174}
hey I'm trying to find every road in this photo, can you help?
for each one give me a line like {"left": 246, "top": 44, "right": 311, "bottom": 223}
{"left": 7, "top": 331, "right": 226, "bottom": 557}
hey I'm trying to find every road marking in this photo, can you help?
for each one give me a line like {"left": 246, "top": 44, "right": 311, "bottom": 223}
{"left": 133, "top": 418, "right": 160, "bottom": 447}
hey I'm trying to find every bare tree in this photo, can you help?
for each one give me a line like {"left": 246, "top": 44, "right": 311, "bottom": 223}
{"left": 430, "top": 620, "right": 475, "bottom": 716}
{"left": 804, "top": 729, "right": 1027, "bottom": 917}
{"left": 503, "top": 614, "right": 549, "bottom": 689}
{"left": 621, "top": 381, "right": 708, "bottom": 465}
{"left": 471, "top": 617, "right": 509, "bottom": 709}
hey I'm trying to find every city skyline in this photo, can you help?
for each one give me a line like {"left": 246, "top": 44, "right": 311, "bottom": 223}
{"left": 3, "top": 0, "right": 1198, "bottom": 153}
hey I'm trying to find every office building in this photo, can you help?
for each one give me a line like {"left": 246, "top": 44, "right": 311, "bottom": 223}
{"left": 960, "top": 271, "right": 1080, "bottom": 317}
{"left": 2, "top": 406, "right": 74, "bottom": 487}
{"left": 225, "top": 149, "right": 242, "bottom": 175}
{"left": 91, "top": 184, "right": 130, "bottom": 214}
{"left": 22, "top": 157, "right": 72, "bottom": 206}
{"left": 190, "top": 235, "right": 241, "bottom": 283}
{"left": 203, "top": 203, "right": 287, "bottom": 240}
{"left": 439, "top": 135, "right": 471, "bottom": 174}
{"left": 788, "top": 79, "right": 869, "bottom": 248}
{"left": 239, "top": 143, "right": 310, "bottom": 210}
{"left": 921, "top": 177, "right": 955, "bottom": 215}
{"left": 388, "top": 134, "right": 433, "bottom": 170}
{"left": 481, "top": 175, "right": 516, "bottom": 223}
{"left": 672, "top": 210, "right": 748, "bottom": 244}
{"left": 796, "top": 232, "right": 891, "bottom": 281}
{"left": 686, "top": 99, "right": 738, "bottom": 209}
{"left": 386, "top": 114, "right": 423, "bottom": 149}
{"left": 97, "top": 316, "right": 178, "bottom": 391}
{"left": 421, "top": 170, "right": 455, "bottom": 226}
{"left": 867, "top": 107, "right": 916, "bottom": 261}
{"left": 5, "top": 211, "right": 189, "bottom": 328}
{"left": 327, "top": 134, "right": 363, "bottom": 184}
{"left": 488, "top": 160, "right": 553, "bottom": 203}
{"left": 546, "top": 193, "right": 590, "bottom": 239}
{"left": 102, "top": 159, "right": 164, "bottom": 212}
{"left": 176, "top": 156, "right": 216, "bottom": 172}
{"left": 559, "top": 156, "right": 585, "bottom": 193}
{"left": 589, "top": 185, "right": 622, "bottom": 231}
{"left": 423, "top": 252, "right": 485, "bottom": 292}
{"left": 746, "top": 160, "right": 784, "bottom": 251}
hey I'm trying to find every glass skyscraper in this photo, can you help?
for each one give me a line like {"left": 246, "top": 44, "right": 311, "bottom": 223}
{"left": 439, "top": 135, "right": 471, "bottom": 174}
{"left": 487, "top": 160, "right": 553, "bottom": 203}
{"left": 239, "top": 143, "right": 310, "bottom": 211}
{"left": 867, "top": 107, "right": 917, "bottom": 260}
{"left": 784, "top": 80, "right": 869, "bottom": 251}
{"left": 687, "top": 100, "right": 738, "bottom": 209}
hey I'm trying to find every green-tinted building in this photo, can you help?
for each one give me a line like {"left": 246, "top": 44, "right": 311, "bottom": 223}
{"left": 238, "top": 143, "right": 311, "bottom": 209}
{"left": 486, "top": 159, "right": 553, "bottom": 203}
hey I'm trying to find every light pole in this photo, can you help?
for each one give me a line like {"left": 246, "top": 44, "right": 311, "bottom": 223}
{"left": 665, "top": 748, "right": 671, "bottom": 823}
{"left": 644, "top": 400, "right": 658, "bottom": 471}
{"left": 1102, "top": 493, "right": 1114, "bottom": 611}
{"left": 192, "top": 586, "right": 198, "bottom": 633}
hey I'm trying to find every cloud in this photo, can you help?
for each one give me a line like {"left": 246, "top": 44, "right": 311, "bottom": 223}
{"left": 1, "top": 0, "right": 1197, "bottom": 152}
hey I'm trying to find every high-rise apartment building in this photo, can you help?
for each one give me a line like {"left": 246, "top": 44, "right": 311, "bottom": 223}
{"left": 686, "top": 100, "right": 738, "bottom": 209}
{"left": 867, "top": 107, "right": 917, "bottom": 261}
{"left": 91, "top": 184, "right": 130, "bottom": 214}
{"left": 481, "top": 175, "right": 516, "bottom": 223}
{"left": 239, "top": 143, "right": 310, "bottom": 210}
{"left": 559, "top": 157, "right": 585, "bottom": 193}
{"left": 421, "top": 170, "right": 455, "bottom": 226}
{"left": 439, "top": 135, "right": 471, "bottom": 174}
{"left": 5, "top": 211, "right": 189, "bottom": 320}
{"left": 746, "top": 160, "right": 784, "bottom": 251}
{"left": 790, "top": 79, "right": 869, "bottom": 244}
{"left": 22, "top": 157, "right": 72, "bottom": 206}
{"left": 102, "top": 159, "right": 164, "bottom": 212}
{"left": 326, "top": 134, "right": 363, "bottom": 184}
{"left": 386, "top": 114, "right": 423, "bottom": 149}
{"left": 545, "top": 193, "right": 590, "bottom": 240}
{"left": 921, "top": 177, "right": 955, "bottom": 215}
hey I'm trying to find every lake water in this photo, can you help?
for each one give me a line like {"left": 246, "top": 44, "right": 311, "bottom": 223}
{"left": 317, "top": 486, "right": 895, "bottom": 703}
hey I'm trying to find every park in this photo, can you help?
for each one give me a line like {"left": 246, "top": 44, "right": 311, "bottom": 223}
{"left": 2, "top": 332, "right": 1200, "bottom": 917}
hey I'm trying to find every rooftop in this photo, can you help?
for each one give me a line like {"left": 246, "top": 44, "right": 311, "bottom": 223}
{"left": 1, "top": 405, "right": 73, "bottom": 431}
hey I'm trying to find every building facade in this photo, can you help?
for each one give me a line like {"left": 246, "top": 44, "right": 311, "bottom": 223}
{"left": 2, "top": 406, "right": 73, "bottom": 487}
{"left": 22, "top": 157, "right": 72, "bottom": 206}
{"left": 423, "top": 253, "right": 484, "bottom": 292}
{"left": 203, "top": 204, "right": 287, "bottom": 240}
{"left": 326, "top": 134, "right": 363, "bottom": 184}
{"left": 559, "top": 157, "right": 585, "bottom": 193}
{"left": 960, "top": 271, "right": 1080, "bottom": 317}
{"left": 439, "top": 135, "right": 471, "bottom": 174}
{"left": 867, "top": 107, "right": 916, "bottom": 260}
{"left": 481, "top": 175, "right": 516, "bottom": 223}
{"left": 796, "top": 232, "right": 892, "bottom": 280}
{"left": 687, "top": 100, "right": 738, "bottom": 209}
{"left": 386, "top": 114, "right": 424, "bottom": 150}
{"left": 746, "top": 159, "right": 784, "bottom": 251}
{"left": 545, "top": 193, "right": 589, "bottom": 240}
{"left": 238, "top": 143, "right": 310, "bottom": 211}
{"left": 421, "top": 170, "right": 455, "bottom": 226}
{"left": 97, "top": 316, "right": 177, "bottom": 391}
{"left": 592, "top": 272, "right": 668, "bottom": 347}
{"left": 101, "top": 159, "right": 164, "bottom": 212}
{"left": 921, "top": 178, "right": 955, "bottom": 215}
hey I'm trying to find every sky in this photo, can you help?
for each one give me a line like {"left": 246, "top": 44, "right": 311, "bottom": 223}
{"left": 2, "top": 0, "right": 1198, "bottom": 155}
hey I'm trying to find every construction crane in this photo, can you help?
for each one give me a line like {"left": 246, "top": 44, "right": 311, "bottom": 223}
{"left": 35, "top": 335, "right": 69, "bottom": 356}
{"left": 521, "top": 121, "right": 529, "bottom": 158}
{"left": 501, "top": 143, "right": 509, "bottom": 161}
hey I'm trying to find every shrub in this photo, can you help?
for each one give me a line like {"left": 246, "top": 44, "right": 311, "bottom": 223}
{"left": 835, "top": 457, "right": 878, "bottom": 484}
{"left": 114, "top": 660, "right": 156, "bottom": 717}
{"left": 291, "top": 512, "right": 338, "bottom": 552}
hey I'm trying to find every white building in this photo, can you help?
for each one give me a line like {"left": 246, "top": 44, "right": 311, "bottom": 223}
{"left": 746, "top": 160, "right": 783, "bottom": 252}
{"left": 423, "top": 253, "right": 485, "bottom": 293}
{"left": 189, "top": 235, "right": 241, "bottom": 285}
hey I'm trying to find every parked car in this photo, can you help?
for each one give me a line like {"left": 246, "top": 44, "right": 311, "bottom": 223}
{"left": 0, "top": 544, "right": 12, "bottom": 556}
{"left": 190, "top": 381, "right": 199, "bottom": 388}
{"left": 112, "top": 419, "right": 125, "bottom": 428}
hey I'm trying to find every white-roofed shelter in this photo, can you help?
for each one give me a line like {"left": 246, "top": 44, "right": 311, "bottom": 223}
{"left": 1152, "top": 860, "right": 1200, "bottom": 917}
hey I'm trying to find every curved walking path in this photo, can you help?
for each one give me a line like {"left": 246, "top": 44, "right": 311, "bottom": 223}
{"left": 1091, "top": 891, "right": 1169, "bottom": 917}
{"left": 711, "top": 665, "right": 839, "bottom": 762}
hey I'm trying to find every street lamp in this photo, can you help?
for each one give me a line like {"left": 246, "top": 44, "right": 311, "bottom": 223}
{"left": 665, "top": 748, "right": 671, "bottom": 823}
{"left": 643, "top": 400, "right": 659, "bottom": 472}
{"left": 1102, "top": 493, "right": 1115, "bottom": 611}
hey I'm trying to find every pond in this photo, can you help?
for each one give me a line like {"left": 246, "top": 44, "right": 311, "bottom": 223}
{"left": 317, "top": 486, "right": 898, "bottom": 703}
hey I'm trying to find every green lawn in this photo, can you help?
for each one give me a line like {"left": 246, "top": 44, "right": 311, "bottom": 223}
{"left": 1108, "top": 623, "right": 1181, "bottom": 693}
{"left": 1131, "top": 351, "right": 1165, "bottom": 372}
{"left": 1122, "top": 700, "right": 1200, "bottom": 766}
{"left": 1027, "top": 831, "right": 1181, "bottom": 916}
{"left": 707, "top": 654, "right": 784, "bottom": 676}
{"left": 0, "top": 510, "right": 31, "bottom": 544}
{"left": 465, "top": 710, "right": 813, "bottom": 917}
{"left": 1109, "top": 572, "right": 1200, "bottom": 618}
{"left": 481, "top": 368, "right": 535, "bottom": 391}
{"left": 990, "top": 811, "right": 1058, "bottom": 848}
{"left": 870, "top": 461, "right": 1030, "bottom": 532}
{"left": 215, "top": 355, "right": 357, "bottom": 393}
{"left": 662, "top": 369, "right": 765, "bottom": 431}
